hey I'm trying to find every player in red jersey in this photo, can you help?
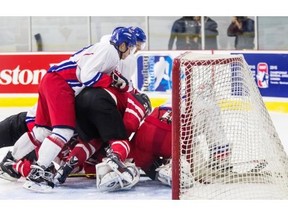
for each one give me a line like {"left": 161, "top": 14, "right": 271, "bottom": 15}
{"left": 54, "top": 85, "right": 151, "bottom": 191}
{"left": 129, "top": 102, "right": 172, "bottom": 178}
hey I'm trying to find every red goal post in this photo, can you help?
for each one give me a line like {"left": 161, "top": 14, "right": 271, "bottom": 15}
{"left": 171, "top": 52, "right": 288, "bottom": 199}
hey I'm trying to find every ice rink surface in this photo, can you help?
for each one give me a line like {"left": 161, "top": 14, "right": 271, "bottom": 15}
{"left": 0, "top": 107, "right": 287, "bottom": 215}
{"left": 0, "top": 107, "right": 173, "bottom": 200}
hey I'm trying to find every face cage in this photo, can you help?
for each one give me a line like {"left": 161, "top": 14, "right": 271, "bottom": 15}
{"left": 128, "top": 45, "right": 137, "bottom": 55}
{"left": 136, "top": 42, "right": 146, "bottom": 51}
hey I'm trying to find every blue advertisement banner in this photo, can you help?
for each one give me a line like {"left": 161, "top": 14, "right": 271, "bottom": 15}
{"left": 233, "top": 53, "right": 288, "bottom": 97}
{"left": 136, "top": 51, "right": 288, "bottom": 98}
{"left": 136, "top": 54, "right": 173, "bottom": 92}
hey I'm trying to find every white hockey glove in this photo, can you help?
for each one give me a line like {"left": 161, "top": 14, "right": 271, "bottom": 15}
{"left": 111, "top": 70, "right": 129, "bottom": 92}
{"left": 96, "top": 156, "right": 140, "bottom": 192}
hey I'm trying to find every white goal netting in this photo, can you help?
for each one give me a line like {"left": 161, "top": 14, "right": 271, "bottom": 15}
{"left": 172, "top": 52, "right": 288, "bottom": 199}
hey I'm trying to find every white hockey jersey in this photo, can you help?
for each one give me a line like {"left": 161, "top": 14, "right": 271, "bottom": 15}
{"left": 49, "top": 42, "right": 120, "bottom": 96}
{"left": 118, "top": 54, "right": 137, "bottom": 92}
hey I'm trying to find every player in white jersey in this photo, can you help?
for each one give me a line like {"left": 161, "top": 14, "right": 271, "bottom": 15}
{"left": 0, "top": 27, "right": 137, "bottom": 192}
{"left": 0, "top": 27, "right": 146, "bottom": 152}
{"left": 101, "top": 26, "right": 147, "bottom": 93}
{"left": 0, "top": 28, "right": 139, "bottom": 148}
{"left": 118, "top": 26, "right": 146, "bottom": 93}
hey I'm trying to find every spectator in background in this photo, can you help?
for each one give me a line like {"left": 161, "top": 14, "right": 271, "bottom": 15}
{"left": 203, "top": 16, "right": 219, "bottom": 50}
{"left": 227, "top": 16, "right": 255, "bottom": 50}
{"left": 168, "top": 16, "right": 218, "bottom": 50}
{"left": 168, "top": 16, "right": 199, "bottom": 50}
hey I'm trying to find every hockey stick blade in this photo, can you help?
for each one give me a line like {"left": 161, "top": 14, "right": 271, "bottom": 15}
{"left": 23, "top": 180, "right": 54, "bottom": 193}
{"left": 248, "top": 160, "right": 268, "bottom": 173}
{"left": 68, "top": 173, "right": 147, "bottom": 178}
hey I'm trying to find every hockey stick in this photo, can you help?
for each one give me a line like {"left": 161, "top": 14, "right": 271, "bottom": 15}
{"left": 68, "top": 160, "right": 268, "bottom": 178}
{"left": 68, "top": 172, "right": 147, "bottom": 178}
{"left": 247, "top": 160, "right": 268, "bottom": 172}
{"left": 231, "top": 159, "right": 268, "bottom": 172}
{"left": 231, "top": 159, "right": 267, "bottom": 166}
{"left": 68, "top": 173, "right": 96, "bottom": 178}
{"left": 34, "top": 33, "right": 43, "bottom": 51}
{"left": 195, "top": 159, "right": 269, "bottom": 184}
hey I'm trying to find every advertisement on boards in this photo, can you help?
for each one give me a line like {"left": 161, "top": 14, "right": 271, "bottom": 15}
{"left": 233, "top": 53, "right": 288, "bottom": 98}
{"left": 0, "top": 53, "right": 70, "bottom": 94}
{"left": 135, "top": 51, "right": 187, "bottom": 93}
{"left": 1, "top": 51, "right": 288, "bottom": 98}
{"left": 136, "top": 51, "right": 288, "bottom": 98}
{"left": 136, "top": 54, "right": 173, "bottom": 92}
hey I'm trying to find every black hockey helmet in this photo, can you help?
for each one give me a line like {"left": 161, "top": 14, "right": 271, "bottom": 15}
{"left": 133, "top": 93, "right": 152, "bottom": 116}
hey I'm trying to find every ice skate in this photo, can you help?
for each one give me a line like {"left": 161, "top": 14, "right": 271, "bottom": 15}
{"left": 23, "top": 164, "right": 55, "bottom": 193}
{"left": 0, "top": 151, "right": 21, "bottom": 181}
{"left": 54, "top": 156, "right": 79, "bottom": 184}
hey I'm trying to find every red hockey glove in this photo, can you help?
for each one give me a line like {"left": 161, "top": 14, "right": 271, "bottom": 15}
{"left": 111, "top": 70, "right": 129, "bottom": 92}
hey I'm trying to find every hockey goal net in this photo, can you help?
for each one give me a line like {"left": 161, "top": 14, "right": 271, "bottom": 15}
{"left": 172, "top": 52, "right": 288, "bottom": 199}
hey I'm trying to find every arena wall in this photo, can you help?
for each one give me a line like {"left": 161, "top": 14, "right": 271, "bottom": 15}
{"left": 0, "top": 51, "right": 287, "bottom": 113}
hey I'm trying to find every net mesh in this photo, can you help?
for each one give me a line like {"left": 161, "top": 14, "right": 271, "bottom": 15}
{"left": 172, "top": 52, "right": 288, "bottom": 199}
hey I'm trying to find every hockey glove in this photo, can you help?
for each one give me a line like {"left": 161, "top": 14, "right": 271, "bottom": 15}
{"left": 111, "top": 70, "right": 129, "bottom": 92}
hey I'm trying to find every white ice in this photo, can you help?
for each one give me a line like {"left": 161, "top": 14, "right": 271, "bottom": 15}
{"left": 0, "top": 108, "right": 171, "bottom": 200}
{"left": 0, "top": 107, "right": 288, "bottom": 203}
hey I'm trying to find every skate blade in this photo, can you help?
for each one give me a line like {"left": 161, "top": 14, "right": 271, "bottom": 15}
{"left": 0, "top": 171, "right": 19, "bottom": 182}
{"left": 23, "top": 180, "right": 53, "bottom": 193}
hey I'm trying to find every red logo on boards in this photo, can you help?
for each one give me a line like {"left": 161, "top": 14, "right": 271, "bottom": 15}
{"left": 256, "top": 62, "right": 269, "bottom": 88}
{"left": 0, "top": 53, "right": 71, "bottom": 93}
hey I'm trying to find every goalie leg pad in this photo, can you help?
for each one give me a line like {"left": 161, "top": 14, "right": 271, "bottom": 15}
{"left": 156, "top": 157, "right": 194, "bottom": 188}
{"left": 96, "top": 158, "right": 140, "bottom": 192}
{"left": 156, "top": 159, "right": 172, "bottom": 186}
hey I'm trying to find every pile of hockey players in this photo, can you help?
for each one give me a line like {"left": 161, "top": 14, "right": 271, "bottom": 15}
{"left": 0, "top": 26, "right": 174, "bottom": 193}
